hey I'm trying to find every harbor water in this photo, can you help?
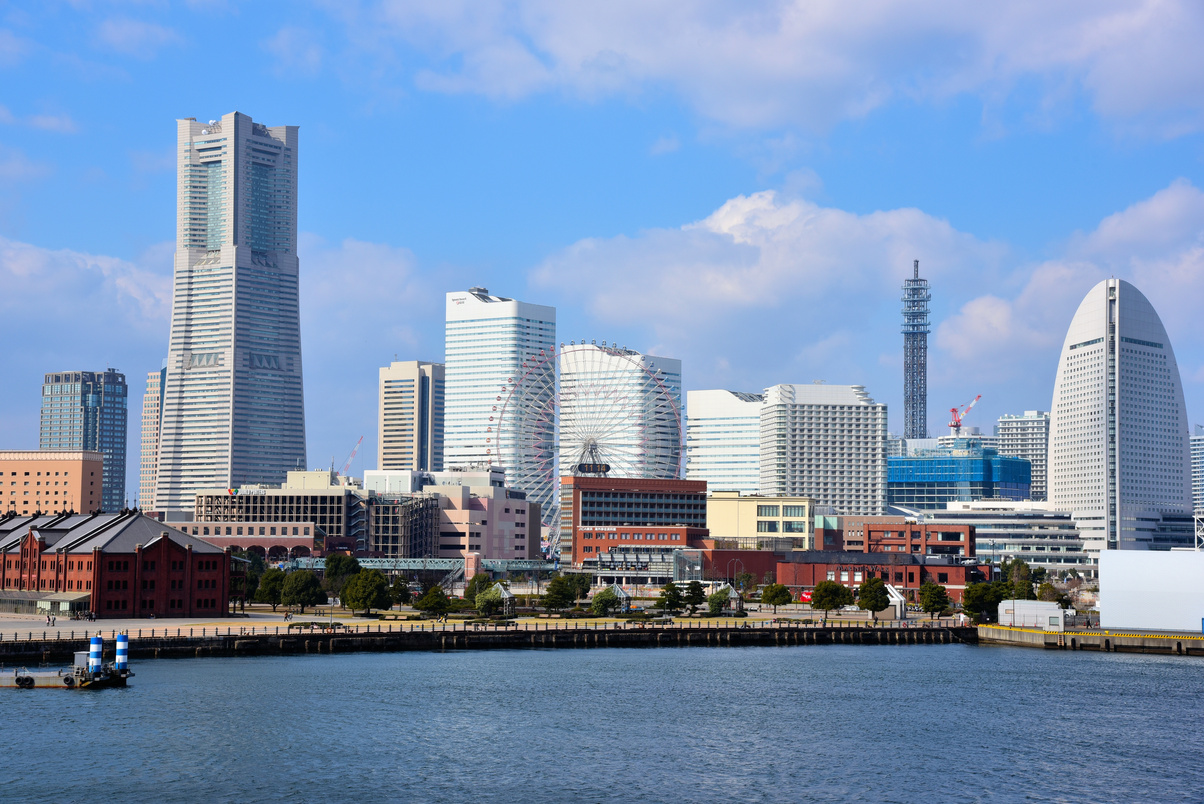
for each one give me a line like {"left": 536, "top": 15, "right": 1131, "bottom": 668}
{"left": 1, "top": 643, "right": 1201, "bottom": 803}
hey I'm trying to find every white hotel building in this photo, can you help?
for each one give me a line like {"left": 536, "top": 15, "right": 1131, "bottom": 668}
{"left": 685, "top": 390, "right": 764, "bottom": 494}
{"left": 444, "top": 289, "right": 556, "bottom": 471}
{"left": 1048, "top": 279, "right": 1192, "bottom": 552}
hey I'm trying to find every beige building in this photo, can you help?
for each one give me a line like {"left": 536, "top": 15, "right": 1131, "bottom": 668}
{"left": 379, "top": 360, "right": 444, "bottom": 472}
{"left": 139, "top": 368, "right": 165, "bottom": 508}
{"left": 0, "top": 451, "right": 104, "bottom": 517}
{"left": 706, "top": 490, "right": 815, "bottom": 550}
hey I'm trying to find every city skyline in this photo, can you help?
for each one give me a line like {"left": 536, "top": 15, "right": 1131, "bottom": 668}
{"left": 1, "top": 4, "right": 1203, "bottom": 494}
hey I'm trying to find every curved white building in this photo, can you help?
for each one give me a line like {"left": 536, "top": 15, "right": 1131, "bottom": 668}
{"left": 1048, "top": 279, "right": 1191, "bottom": 552}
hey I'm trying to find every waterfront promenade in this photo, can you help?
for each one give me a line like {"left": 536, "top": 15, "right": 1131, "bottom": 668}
{"left": 0, "top": 612, "right": 975, "bottom": 663}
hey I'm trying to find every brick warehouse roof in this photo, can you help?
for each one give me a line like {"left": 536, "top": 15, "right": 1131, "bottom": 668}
{"left": 0, "top": 511, "right": 227, "bottom": 555}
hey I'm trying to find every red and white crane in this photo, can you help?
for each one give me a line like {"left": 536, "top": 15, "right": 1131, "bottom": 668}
{"left": 948, "top": 395, "right": 982, "bottom": 437}
{"left": 340, "top": 436, "right": 364, "bottom": 476}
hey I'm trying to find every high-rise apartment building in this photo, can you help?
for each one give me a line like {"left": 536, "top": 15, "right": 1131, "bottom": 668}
{"left": 996, "top": 410, "right": 1050, "bottom": 501}
{"left": 1192, "top": 424, "right": 1203, "bottom": 514}
{"left": 139, "top": 366, "right": 166, "bottom": 508}
{"left": 155, "top": 112, "right": 305, "bottom": 513}
{"left": 685, "top": 390, "right": 764, "bottom": 494}
{"left": 1048, "top": 279, "right": 1191, "bottom": 551}
{"left": 444, "top": 288, "right": 555, "bottom": 470}
{"left": 39, "top": 370, "right": 127, "bottom": 512}
{"left": 378, "top": 361, "right": 444, "bottom": 472}
{"left": 559, "top": 344, "right": 682, "bottom": 480}
{"left": 759, "top": 384, "right": 888, "bottom": 515}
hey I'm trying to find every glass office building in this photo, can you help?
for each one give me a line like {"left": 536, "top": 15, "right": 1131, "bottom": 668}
{"left": 887, "top": 440, "right": 1031, "bottom": 511}
{"left": 40, "top": 369, "right": 128, "bottom": 512}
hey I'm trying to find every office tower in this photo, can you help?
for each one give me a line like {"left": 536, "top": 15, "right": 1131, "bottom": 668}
{"left": 39, "top": 370, "right": 127, "bottom": 512}
{"left": 901, "top": 259, "right": 930, "bottom": 439}
{"left": 1192, "top": 424, "right": 1203, "bottom": 514}
{"left": 996, "top": 410, "right": 1050, "bottom": 501}
{"left": 444, "top": 288, "right": 555, "bottom": 470}
{"left": 887, "top": 440, "right": 1031, "bottom": 510}
{"left": 685, "top": 390, "right": 764, "bottom": 494}
{"left": 759, "top": 383, "right": 888, "bottom": 515}
{"left": 378, "top": 361, "right": 445, "bottom": 472}
{"left": 558, "top": 344, "right": 682, "bottom": 480}
{"left": 155, "top": 112, "right": 305, "bottom": 513}
{"left": 1048, "top": 279, "right": 1191, "bottom": 551}
{"left": 139, "top": 366, "right": 166, "bottom": 508}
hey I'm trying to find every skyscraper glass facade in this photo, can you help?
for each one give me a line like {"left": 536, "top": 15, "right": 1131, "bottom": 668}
{"left": 887, "top": 442, "right": 1031, "bottom": 511}
{"left": 40, "top": 369, "right": 127, "bottom": 512}
{"left": 156, "top": 112, "right": 306, "bottom": 513}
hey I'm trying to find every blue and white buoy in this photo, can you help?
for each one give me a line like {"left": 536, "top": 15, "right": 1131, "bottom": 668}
{"left": 115, "top": 634, "right": 129, "bottom": 671}
{"left": 88, "top": 636, "right": 103, "bottom": 674}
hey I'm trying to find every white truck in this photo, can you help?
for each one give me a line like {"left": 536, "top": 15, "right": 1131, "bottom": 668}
{"left": 998, "top": 599, "right": 1067, "bottom": 631}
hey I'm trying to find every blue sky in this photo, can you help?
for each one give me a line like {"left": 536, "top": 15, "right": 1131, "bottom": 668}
{"left": 2, "top": 1, "right": 1203, "bottom": 499}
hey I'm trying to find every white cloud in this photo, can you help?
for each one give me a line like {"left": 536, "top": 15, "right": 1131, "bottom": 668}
{"left": 264, "top": 26, "right": 324, "bottom": 77}
{"left": 0, "top": 28, "right": 31, "bottom": 67}
{"left": 96, "top": 18, "right": 182, "bottom": 58}
{"left": 0, "top": 143, "right": 50, "bottom": 181}
{"left": 329, "top": 1, "right": 1204, "bottom": 134}
{"left": 937, "top": 179, "right": 1204, "bottom": 396}
{"left": 27, "top": 113, "right": 77, "bottom": 133}
{"left": 533, "top": 189, "right": 1005, "bottom": 395}
{"left": 649, "top": 134, "right": 679, "bottom": 155}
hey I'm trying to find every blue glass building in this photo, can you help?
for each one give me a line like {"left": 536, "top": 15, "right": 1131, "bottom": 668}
{"left": 40, "top": 369, "right": 128, "bottom": 512}
{"left": 887, "top": 439, "right": 1030, "bottom": 511}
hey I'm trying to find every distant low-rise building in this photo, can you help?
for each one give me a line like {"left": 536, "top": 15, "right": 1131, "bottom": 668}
{"left": 887, "top": 439, "right": 1030, "bottom": 511}
{"left": 776, "top": 552, "right": 988, "bottom": 604}
{"left": 1, "top": 451, "right": 105, "bottom": 517}
{"left": 706, "top": 491, "right": 814, "bottom": 550}
{"left": 0, "top": 511, "right": 234, "bottom": 618}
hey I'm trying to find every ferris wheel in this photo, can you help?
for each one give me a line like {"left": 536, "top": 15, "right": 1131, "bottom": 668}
{"left": 490, "top": 342, "right": 683, "bottom": 559}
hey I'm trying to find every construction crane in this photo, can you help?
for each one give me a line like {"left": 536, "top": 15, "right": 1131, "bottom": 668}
{"left": 340, "top": 436, "right": 364, "bottom": 476}
{"left": 948, "top": 395, "right": 982, "bottom": 437}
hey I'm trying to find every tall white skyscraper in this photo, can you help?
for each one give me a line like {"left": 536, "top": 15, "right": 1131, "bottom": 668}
{"left": 996, "top": 410, "right": 1050, "bottom": 501}
{"left": 444, "top": 288, "right": 556, "bottom": 470}
{"left": 155, "top": 112, "right": 305, "bottom": 513}
{"left": 378, "top": 360, "right": 444, "bottom": 472}
{"left": 759, "top": 383, "right": 887, "bottom": 515}
{"left": 1191, "top": 424, "right": 1203, "bottom": 514}
{"left": 1048, "top": 279, "right": 1191, "bottom": 551}
{"left": 558, "top": 345, "right": 682, "bottom": 480}
{"left": 685, "top": 390, "right": 763, "bottom": 494}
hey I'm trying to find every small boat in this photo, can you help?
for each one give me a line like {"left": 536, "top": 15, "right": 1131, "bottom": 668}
{"left": 1, "top": 635, "right": 133, "bottom": 690}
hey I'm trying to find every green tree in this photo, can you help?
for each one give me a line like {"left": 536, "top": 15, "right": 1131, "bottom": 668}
{"left": 961, "top": 580, "right": 1011, "bottom": 622}
{"left": 810, "top": 580, "right": 853, "bottom": 617}
{"left": 390, "top": 577, "right": 413, "bottom": 607}
{"left": 919, "top": 582, "right": 950, "bottom": 619}
{"left": 857, "top": 577, "right": 890, "bottom": 621}
{"left": 464, "top": 572, "right": 495, "bottom": 604}
{"left": 255, "top": 567, "right": 286, "bottom": 611}
{"left": 342, "top": 569, "right": 392, "bottom": 615}
{"left": 476, "top": 584, "right": 504, "bottom": 616}
{"left": 1001, "top": 558, "right": 1035, "bottom": 600}
{"left": 707, "top": 590, "right": 728, "bottom": 616}
{"left": 281, "top": 570, "right": 327, "bottom": 614}
{"left": 590, "top": 587, "right": 620, "bottom": 616}
{"left": 567, "top": 573, "right": 592, "bottom": 604}
{"left": 656, "top": 582, "right": 684, "bottom": 613}
{"left": 414, "top": 585, "right": 451, "bottom": 617}
{"left": 684, "top": 581, "right": 706, "bottom": 614}
{"left": 235, "top": 550, "right": 266, "bottom": 601}
{"left": 542, "top": 576, "right": 575, "bottom": 611}
{"left": 734, "top": 571, "right": 757, "bottom": 595}
{"left": 323, "top": 553, "right": 362, "bottom": 600}
{"left": 760, "top": 583, "right": 792, "bottom": 613}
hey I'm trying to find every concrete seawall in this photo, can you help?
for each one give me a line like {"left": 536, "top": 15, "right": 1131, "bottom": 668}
{"left": 978, "top": 624, "right": 1204, "bottom": 656}
{"left": 0, "top": 623, "right": 978, "bottom": 664}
